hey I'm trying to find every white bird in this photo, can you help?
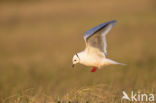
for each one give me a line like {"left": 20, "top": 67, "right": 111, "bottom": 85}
{"left": 72, "top": 20, "right": 125, "bottom": 72}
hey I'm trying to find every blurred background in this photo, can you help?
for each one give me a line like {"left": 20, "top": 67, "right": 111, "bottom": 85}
{"left": 0, "top": 0, "right": 156, "bottom": 102}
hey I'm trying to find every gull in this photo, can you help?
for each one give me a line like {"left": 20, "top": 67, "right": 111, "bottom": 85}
{"left": 72, "top": 20, "right": 125, "bottom": 72}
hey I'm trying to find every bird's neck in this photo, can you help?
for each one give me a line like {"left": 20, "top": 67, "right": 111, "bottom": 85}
{"left": 77, "top": 51, "right": 86, "bottom": 62}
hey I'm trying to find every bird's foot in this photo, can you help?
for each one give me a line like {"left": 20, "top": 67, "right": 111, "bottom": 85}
{"left": 91, "top": 67, "right": 97, "bottom": 72}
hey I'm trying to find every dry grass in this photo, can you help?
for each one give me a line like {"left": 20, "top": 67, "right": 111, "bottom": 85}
{"left": 0, "top": 0, "right": 156, "bottom": 103}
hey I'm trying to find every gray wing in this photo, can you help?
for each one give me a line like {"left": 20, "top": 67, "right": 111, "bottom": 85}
{"left": 84, "top": 20, "right": 117, "bottom": 56}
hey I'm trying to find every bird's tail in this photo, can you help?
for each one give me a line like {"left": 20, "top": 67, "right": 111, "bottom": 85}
{"left": 105, "top": 58, "right": 126, "bottom": 65}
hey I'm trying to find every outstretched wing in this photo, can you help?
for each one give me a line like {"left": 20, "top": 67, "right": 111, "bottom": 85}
{"left": 84, "top": 20, "right": 117, "bottom": 56}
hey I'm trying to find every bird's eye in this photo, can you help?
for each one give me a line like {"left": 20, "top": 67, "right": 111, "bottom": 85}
{"left": 74, "top": 60, "right": 76, "bottom": 61}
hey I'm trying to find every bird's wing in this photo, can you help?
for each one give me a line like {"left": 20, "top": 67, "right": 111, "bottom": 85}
{"left": 84, "top": 20, "right": 117, "bottom": 56}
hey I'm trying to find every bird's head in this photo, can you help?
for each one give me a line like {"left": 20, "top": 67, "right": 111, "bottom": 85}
{"left": 72, "top": 53, "right": 80, "bottom": 68}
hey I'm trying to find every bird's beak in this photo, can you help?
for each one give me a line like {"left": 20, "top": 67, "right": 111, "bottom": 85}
{"left": 72, "top": 64, "right": 75, "bottom": 68}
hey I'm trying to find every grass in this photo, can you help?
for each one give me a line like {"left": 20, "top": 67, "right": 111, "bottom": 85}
{"left": 0, "top": 0, "right": 156, "bottom": 103}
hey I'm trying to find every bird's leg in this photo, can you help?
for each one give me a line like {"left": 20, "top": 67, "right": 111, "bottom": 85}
{"left": 91, "top": 67, "right": 97, "bottom": 72}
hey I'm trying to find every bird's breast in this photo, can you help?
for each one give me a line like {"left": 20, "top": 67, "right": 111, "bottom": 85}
{"left": 80, "top": 54, "right": 104, "bottom": 68}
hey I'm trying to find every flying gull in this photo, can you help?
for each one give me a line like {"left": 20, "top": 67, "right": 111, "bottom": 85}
{"left": 72, "top": 20, "right": 125, "bottom": 72}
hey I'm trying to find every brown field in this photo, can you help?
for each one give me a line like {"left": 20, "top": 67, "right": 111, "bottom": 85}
{"left": 0, "top": 0, "right": 156, "bottom": 103}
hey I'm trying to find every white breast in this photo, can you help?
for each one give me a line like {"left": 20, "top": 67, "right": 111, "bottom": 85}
{"left": 79, "top": 51, "right": 105, "bottom": 68}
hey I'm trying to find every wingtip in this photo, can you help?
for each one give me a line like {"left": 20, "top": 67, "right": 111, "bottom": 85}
{"left": 110, "top": 20, "right": 117, "bottom": 23}
{"left": 113, "top": 20, "right": 117, "bottom": 22}
{"left": 84, "top": 20, "right": 117, "bottom": 40}
{"left": 107, "top": 20, "right": 117, "bottom": 26}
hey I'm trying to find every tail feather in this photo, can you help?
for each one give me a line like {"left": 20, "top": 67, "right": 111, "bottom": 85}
{"left": 105, "top": 58, "right": 126, "bottom": 65}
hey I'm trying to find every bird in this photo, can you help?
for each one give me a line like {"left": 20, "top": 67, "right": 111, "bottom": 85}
{"left": 72, "top": 20, "right": 125, "bottom": 72}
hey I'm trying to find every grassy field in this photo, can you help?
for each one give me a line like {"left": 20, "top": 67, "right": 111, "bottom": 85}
{"left": 0, "top": 0, "right": 156, "bottom": 102}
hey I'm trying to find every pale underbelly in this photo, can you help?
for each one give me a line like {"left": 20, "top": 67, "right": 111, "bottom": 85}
{"left": 81, "top": 59, "right": 104, "bottom": 68}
